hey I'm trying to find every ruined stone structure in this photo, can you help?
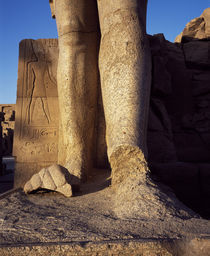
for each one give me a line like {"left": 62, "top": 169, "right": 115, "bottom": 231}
{"left": 147, "top": 8, "right": 210, "bottom": 217}
{"left": 0, "top": 104, "right": 15, "bottom": 157}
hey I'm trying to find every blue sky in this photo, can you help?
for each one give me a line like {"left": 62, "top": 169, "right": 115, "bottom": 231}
{"left": 0, "top": 0, "right": 209, "bottom": 104}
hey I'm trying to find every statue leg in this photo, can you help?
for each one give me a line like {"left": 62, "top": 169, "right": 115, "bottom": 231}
{"left": 55, "top": 0, "right": 100, "bottom": 182}
{"left": 97, "top": 0, "right": 152, "bottom": 185}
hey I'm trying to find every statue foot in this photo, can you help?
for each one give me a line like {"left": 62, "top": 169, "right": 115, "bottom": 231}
{"left": 110, "top": 145, "right": 199, "bottom": 220}
{"left": 110, "top": 145, "right": 148, "bottom": 187}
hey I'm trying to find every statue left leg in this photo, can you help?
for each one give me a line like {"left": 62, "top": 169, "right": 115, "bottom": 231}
{"left": 55, "top": 0, "right": 100, "bottom": 182}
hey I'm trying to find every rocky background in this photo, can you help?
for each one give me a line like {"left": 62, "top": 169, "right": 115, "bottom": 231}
{"left": 148, "top": 8, "right": 210, "bottom": 218}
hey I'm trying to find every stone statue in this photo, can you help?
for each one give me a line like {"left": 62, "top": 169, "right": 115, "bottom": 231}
{"left": 49, "top": 0, "right": 151, "bottom": 185}
{"left": 23, "top": 0, "right": 200, "bottom": 220}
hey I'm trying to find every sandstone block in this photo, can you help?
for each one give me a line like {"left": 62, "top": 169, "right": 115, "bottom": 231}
{"left": 13, "top": 39, "right": 60, "bottom": 188}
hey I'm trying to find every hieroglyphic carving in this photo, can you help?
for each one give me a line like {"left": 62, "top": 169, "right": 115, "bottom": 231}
{"left": 13, "top": 39, "right": 59, "bottom": 187}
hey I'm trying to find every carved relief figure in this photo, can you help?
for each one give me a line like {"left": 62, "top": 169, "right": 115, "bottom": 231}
{"left": 25, "top": 41, "right": 55, "bottom": 125}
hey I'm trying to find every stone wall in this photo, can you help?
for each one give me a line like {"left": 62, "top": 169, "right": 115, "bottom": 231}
{"left": 147, "top": 34, "right": 210, "bottom": 164}
{"left": 147, "top": 8, "right": 210, "bottom": 217}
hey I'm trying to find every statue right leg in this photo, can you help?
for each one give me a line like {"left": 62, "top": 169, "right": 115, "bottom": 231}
{"left": 97, "top": 0, "right": 151, "bottom": 186}
{"left": 55, "top": 0, "right": 100, "bottom": 182}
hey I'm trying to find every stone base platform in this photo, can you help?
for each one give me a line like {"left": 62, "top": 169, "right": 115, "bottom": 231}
{"left": 1, "top": 237, "right": 210, "bottom": 256}
{"left": 0, "top": 171, "right": 210, "bottom": 256}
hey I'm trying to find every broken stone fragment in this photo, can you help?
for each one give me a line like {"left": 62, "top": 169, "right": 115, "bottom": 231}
{"left": 24, "top": 164, "right": 72, "bottom": 197}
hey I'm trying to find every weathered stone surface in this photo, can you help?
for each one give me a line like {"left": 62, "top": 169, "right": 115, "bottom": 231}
{"left": 0, "top": 187, "right": 210, "bottom": 256}
{"left": 148, "top": 28, "right": 210, "bottom": 165}
{"left": 13, "top": 39, "right": 59, "bottom": 188}
{"left": 201, "top": 7, "right": 210, "bottom": 38}
{"left": 175, "top": 17, "right": 206, "bottom": 42}
{"left": 146, "top": 18, "right": 210, "bottom": 217}
{"left": 98, "top": 1, "right": 151, "bottom": 162}
{"left": 112, "top": 164, "right": 197, "bottom": 220}
{"left": 1, "top": 238, "right": 210, "bottom": 256}
{"left": 53, "top": 0, "right": 100, "bottom": 181}
{"left": 24, "top": 164, "right": 72, "bottom": 197}
{"left": 109, "top": 145, "right": 197, "bottom": 220}
{"left": 94, "top": 87, "right": 108, "bottom": 168}
{"left": 175, "top": 8, "right": 210, "bottom": 42}
{"left": 110, "top": 145, "right": 148, "bottom": 187}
